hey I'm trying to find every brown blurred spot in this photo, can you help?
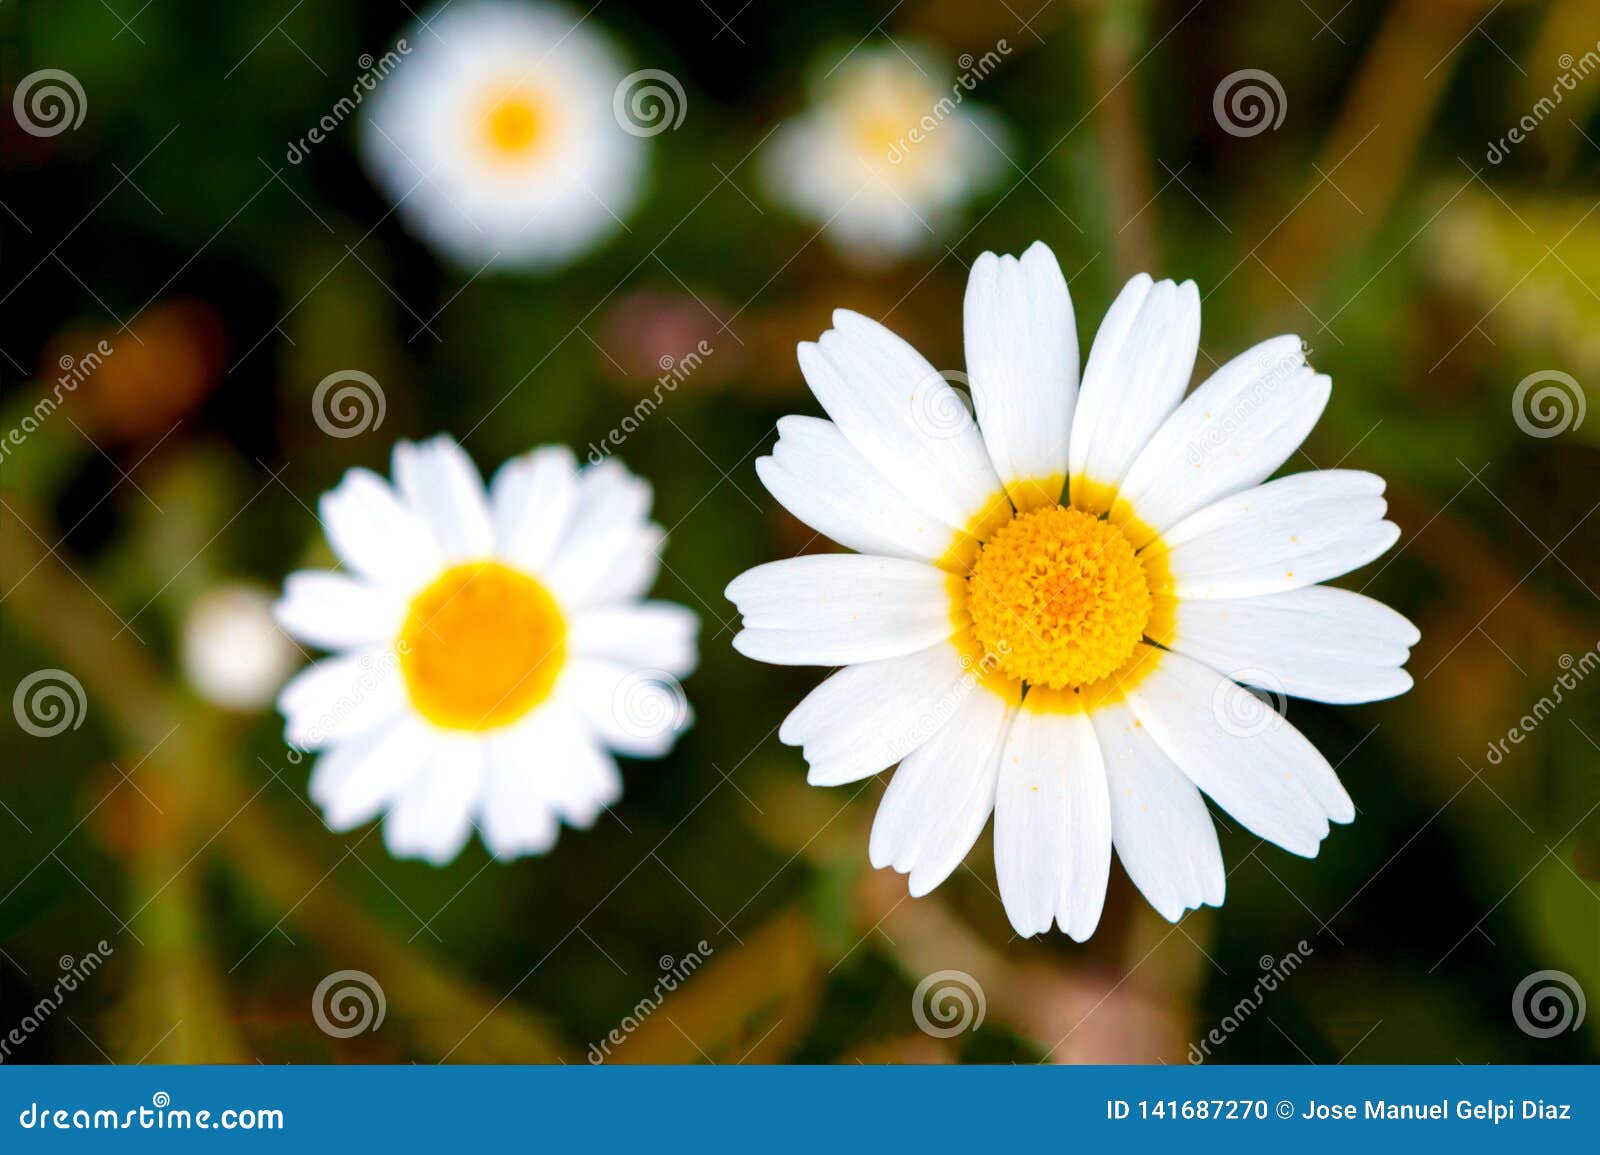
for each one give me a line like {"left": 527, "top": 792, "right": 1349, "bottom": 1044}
{"left": 597, "top": 289, "right": 734, "bottom": 388}
{"left": 42, "top": 299, "right": 228, "bottom": 443}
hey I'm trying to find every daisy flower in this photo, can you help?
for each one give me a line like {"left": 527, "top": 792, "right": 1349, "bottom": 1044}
{"left": 274, "top": 436, "right": 696, "bottom": 864}
{"left": 361, "top": 0, "right": 645, "bottom": 271}
{"left": 762, "top": 44, "right": 1008, "bottom": 265}
{"left": 726, "top": 242, "right": 1417, "bottom": 938}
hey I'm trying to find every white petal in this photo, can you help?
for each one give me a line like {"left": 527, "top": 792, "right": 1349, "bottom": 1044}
{"left": 868, "top": 686, "right": 1013, "bottom": 898}
{"left": 274, "top": 571, "right": 404, "bottom": 651}
{"left": 1090, "top": 701, "right": 1225, "bottom": 922}
{"left": 543, "top": 460, "right": 662, "bottom": 608}
{"left": 558, "top": 658, "right": 692, "bottom": 758}
{"left": 546, "top": 525, "right": 663, "bottom": 608}
{"left": 964, "top": 242, "right": 1077, "bottom": 509}
{"left": 568, "top": 602, "right": 699, "bottom": 679}
{"left": 1113, "top": 336, "right": 1329, "bottom": 539}
{"left": 392, "top": 436, "right": 494, "bottom": 560}
{"left": 558, "top": 459, "right": 652, "bottom": 553}
{"left": 312, "top": 715, "right": 437, "bottom": 832}
{"left": 382, "top": 738, "right": 483, "bottom": 865}
{"left": 1068, "top": 275, "right": 1201, "bottom": 506}
{"left": 799, "top": 309, "right": 1004, "bottom": 530}
{"left": 479, "top": 737, "right": 561, "bottom": 860}
{"left": 756, "top": 416, "right": 959, "bottom": 564}
{"left": 1169, "top": 586, "right": 1418, "bottom": 704}
{"left": 994, "top": 704, "right": 1110, "bottom": 940}
{"left": 318, "top": 467, "right": 442, "bottom": 591}
{"left": 725, "top": 555, "right": 956, "bottom": 666}
{"left": 779, "top": 640, "right": 979, "bottom": 787}
{"left": 1153, "top": 470, "right": 1398, "bottom": 599}
{"left": 278, "top": 647, "right": 408, "bottom": 749}
{"left": 1123, "top": 646, "right": 1353, "bottom": 858}
{"left": 498, "top": 704, "right": 623, "bottom": 828}
{"left": 489, "top": 445, "right": 578, "bottom": 571}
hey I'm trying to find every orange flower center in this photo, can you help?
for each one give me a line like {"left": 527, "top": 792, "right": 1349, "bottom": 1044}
{"left": 479, "top": 89, "right": 551, "bottom": 160}
{"left": 965, "top": 506, "right": 1151, "bottom": 690}
{"left": 399, "top": 562, "right": 565, "bottom": 731}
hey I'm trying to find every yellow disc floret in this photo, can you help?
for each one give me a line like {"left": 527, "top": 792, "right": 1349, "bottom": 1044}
{"left": 965, "top": 506, "right": 1151, "bottom": 691}
{"left": 399, "top": 561, "right": 565, "bottom": 731}
{"left": 480, "top": 89, "right": 551, "bottom": 161}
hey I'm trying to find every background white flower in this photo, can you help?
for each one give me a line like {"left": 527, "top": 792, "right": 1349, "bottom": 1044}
{"left": 361, "top": 0, "right": 646, "bottom": 270}
{"left": 727, "top": 242, "right": 1417, "bottom": 939}
{"left": 762, "top": 44, "right": 1009, "bottom": 265}
{"left": 275, "top": 436, "right": 697, "bottom": 864}
{"left": 181, "top": 584, "right": 298, "bottom": 710}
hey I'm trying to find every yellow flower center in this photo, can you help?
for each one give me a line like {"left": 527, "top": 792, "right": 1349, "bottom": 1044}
{"left": 480, "top": 89, "right": 551, "bottom": 160}
{"left": 398, "top": 561, "right": 565, "bottom": 731}
{"left": 965, "top": 506, "right": 1151, "bottom": 691}
{"left": 845, "top": 74, "right": 928, "bottom": 163}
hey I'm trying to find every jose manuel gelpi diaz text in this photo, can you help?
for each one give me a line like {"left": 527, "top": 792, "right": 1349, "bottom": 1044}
{"left": 1300, "top": 1100, "right": 1572, "bottom": 1122}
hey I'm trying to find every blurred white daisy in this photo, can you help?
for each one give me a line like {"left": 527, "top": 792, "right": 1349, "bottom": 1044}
{"left": 763, "top": 44, "right": 1009, "bottom": 265}
{"left": 274, "top": 436, "right": 696, "bottom": 864}
{"left": 361, "top": 0, "right": 645, "bottom": 270}
{"left": 727, "top": 242, "right": 1417, "bottom": 939}
{"left": 182, "top": 584, "right": 298, "bottom": 710}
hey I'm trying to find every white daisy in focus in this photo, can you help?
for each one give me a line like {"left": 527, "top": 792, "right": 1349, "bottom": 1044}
{"left": 762, "top": 44, "right": 1009, "bottom": 266}
{"left": 182, "top": 583, "right": 298, "bottom": 710}
{"left": 274, "top": 436, "right": 696, "bottom": 864}
{"left": 361, "top": 0, "right": 645, "bottom": 270}
{"left": 726, "top": 242, "right": 1417, "bottom": 938}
